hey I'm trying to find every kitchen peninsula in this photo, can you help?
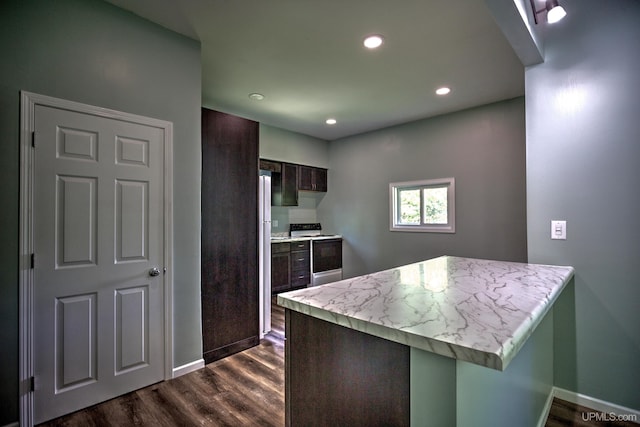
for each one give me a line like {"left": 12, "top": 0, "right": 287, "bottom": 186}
{"left": 277, "top": 256, "right": 575, "bottom": 427}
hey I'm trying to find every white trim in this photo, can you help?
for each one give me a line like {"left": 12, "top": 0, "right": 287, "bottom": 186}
{"left": 172, "top": 359, "right": 205, "bottom": 378}
{"left": 389, "top": 177, "right": 456, "bottom": 233}
{"left": 163, "top": 120, "right": 175, "bottom": 382}
{"left": 537, "top": 386, "right": 640, "bottom": 427}
{"left": 19, "top": 91, "right": 35, "bottom": 427}
{"left": 552, "top": 387, "right": 640, "bottom": 419}
{"left": 19, "top": 91, "right": 175, "bottom": 427}
{"left": 536, "top": 387, "right": 556, "bottom": 427}
{"left": 2, "top": 422, "right": 20, "bottom": 427}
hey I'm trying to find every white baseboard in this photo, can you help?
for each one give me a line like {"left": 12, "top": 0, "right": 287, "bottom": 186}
{"left": 172, "top": 358, "right": 205, "bottom": 378}
{"left": 2, "top": 422, "right": 19, "bottom": 427}
{"left": 552, "top": 387, "right": 640, "bottom": 419}
{"left": 537, "top": 387, "right": 556, "bottom": 427}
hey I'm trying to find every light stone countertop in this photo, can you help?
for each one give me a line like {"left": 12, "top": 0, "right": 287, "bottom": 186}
{"left": 277, "top": 255, "right": 574, "bottom": 371}
{"left": 270, "top": 235, "right": 342, "bottom": 243}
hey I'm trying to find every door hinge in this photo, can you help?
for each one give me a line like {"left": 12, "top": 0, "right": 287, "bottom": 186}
{"left": 29, "top": 376, "right": 35, "bottom": 392}
{"left": 30, "top": 253, "right": 35, "bottom": 269}
{"left": 31, "top": 131, "right": 35, "bottom": 148}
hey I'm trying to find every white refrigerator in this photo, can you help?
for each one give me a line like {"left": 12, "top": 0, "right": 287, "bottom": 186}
{"left": 258, "top": 173, "right": 272, "bottom": 338}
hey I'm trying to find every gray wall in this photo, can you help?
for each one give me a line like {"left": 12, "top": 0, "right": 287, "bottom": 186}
{"left": 260, "top": 124, "right": 330, "bottom": 168}
{"left": 319, "top": 97, "right": 528, "bottom": 278}
{"left": 0, "top": 0, "right": 202, "bottom": 423}
{"left": 526, "top": 0, "right": 640, "bottom": 409}
{"left": 456, "top": 309, "right": 554, "bottom": 427}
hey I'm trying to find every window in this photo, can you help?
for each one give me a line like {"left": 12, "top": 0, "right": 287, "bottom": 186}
{"left": 390, "top": 177, "right": 455, "bottom": 233}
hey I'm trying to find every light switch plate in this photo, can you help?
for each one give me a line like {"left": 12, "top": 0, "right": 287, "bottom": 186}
{"left": 551, "top": 220, "right": 567, "bottom": 240}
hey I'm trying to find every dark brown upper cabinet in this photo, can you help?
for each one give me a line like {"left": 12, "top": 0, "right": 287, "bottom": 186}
{"left": 259, "top": 159, "right": 281, "bottom": 174}
{"left": 281, "top": 163, "right": 299, "bottom": 206}
{"left": 260, "top": 159, "right": 327, "bottom": 206}
{"left": 298, "top": 165, "right": 327, "bottom": 192}
{"left": 260, "top": 159, "right": 298, "bottom": 206}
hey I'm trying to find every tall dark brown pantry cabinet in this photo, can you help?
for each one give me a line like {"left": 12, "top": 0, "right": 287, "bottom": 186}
{"left": 201, "top": 108, "right": 259, "bottom": 363}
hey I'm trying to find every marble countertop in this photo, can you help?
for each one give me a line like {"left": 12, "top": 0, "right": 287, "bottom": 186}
{"left": 277, "top": 256, "right": 574, "bottom": 371}
{"left": 270, "top": 235, "right": 342, "bottom": 243}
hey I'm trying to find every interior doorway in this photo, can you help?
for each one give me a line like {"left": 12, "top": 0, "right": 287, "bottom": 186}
{"left": 19, "top": 92, "right": 174, "bottom": 425}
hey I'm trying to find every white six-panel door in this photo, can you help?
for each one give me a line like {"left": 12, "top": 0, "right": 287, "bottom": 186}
{"left": 29, "top": 101, "right": 168, "bottom": 423}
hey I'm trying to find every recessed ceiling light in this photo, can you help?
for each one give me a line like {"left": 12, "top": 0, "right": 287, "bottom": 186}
{"left": 326, "top": 118, "right": 337, "bottom": 125}
{"left": 435, "top": 87, "right": 451, "bottom": 96}
{"left": 248, "top": 93, "right": 265, "bottom": 101}
{"left": 363, "top": 35, "right": 384, "bottom": 49}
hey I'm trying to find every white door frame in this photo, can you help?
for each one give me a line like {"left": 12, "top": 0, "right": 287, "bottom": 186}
{"left": 18, "top": 91, "right": 174, "bottom": 426}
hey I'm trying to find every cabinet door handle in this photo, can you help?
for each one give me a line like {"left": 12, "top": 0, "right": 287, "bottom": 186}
{"left": 297, "top": 258, "right": 305, "bottom": 261}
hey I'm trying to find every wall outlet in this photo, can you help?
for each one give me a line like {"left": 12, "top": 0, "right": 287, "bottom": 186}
{"left": 551, "top": 220, "right": 567, "bottom": 240}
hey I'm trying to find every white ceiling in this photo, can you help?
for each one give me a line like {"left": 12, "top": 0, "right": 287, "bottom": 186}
{"left": 104, "top": 0, "right": 525, "bottom": 140}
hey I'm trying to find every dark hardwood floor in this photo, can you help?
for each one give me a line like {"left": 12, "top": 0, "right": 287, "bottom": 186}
{"left": 545, "top": 398, "right": 639, "bottom": 427}
{"left": 39, "top": 299, "right": 285, "bottom": 427}
{"left": 38, "top": 298, "right": 636, "bottom": 426}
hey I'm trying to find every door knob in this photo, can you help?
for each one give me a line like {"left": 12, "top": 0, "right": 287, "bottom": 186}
{"left": 149, "top": 267, "right": 161, "bottom": 277}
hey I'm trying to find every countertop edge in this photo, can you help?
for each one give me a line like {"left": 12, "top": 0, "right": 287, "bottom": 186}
{"left": 498, "top": 266, "right": 575, "bottom": 370}
{"left": 277, "top": 295, "right": 504, "bottom": 370}
{"left": 277, "top": 260, "right": 575, "bottom": 372}
{"left": 270, "top": 235, "right": 342, "bottom": 243}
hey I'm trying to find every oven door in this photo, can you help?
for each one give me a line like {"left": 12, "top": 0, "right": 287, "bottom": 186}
{"left": 312, "top": 239, "right": 342, "bottom": 272}
{"left": 312, "top": 239, "right": 343, "bottom": 286}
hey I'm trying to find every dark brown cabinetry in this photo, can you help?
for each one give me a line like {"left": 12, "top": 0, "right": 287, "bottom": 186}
{"left": 281, "top": 163, "right": 298, "bottom": 206}
{"left": 259, "top": 159, "right": 283, "bottom": 205}
{"left": 260, "top": 159, "right": 327, "bottom": 207}
{"left": 290, "top": 241, "right": 310, "bottom": 288}
{"left": 298, "top": 165, "right": 327, "bottom": 192}
{"left": 259, "top": 159, "right": 298, "bottom": 206}
{"left": 271, "top": 240, "right": 311, "bottom": 294}
{"left": 286, "top": 310, "right": 410, "bottom": 426}
{"left": 201, "top": 108, "right": 259, "bottom": 364}
{"left": 259, "top": 159, "right": 281, "bottom": 174}
{"left": 271, "top": 242, "right": 291, "bottom": 294}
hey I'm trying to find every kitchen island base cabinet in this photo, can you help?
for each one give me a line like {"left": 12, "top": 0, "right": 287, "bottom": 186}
{"left": 285, "top": 309, "right": 410, "bottom": 427}
{"left": 280, "top": 257, "right": 573, "bottom": 426}
{"left": 284, "top": 307, "right": 555, "bottom": 427}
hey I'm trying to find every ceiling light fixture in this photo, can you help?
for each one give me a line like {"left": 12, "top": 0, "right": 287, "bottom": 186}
{"left": 248, "top": 93, "right": 265, "bottom": 101}
{"left": 326, "top": 118, "right": 337, "bottom": 125}
{"left": 529, "top": 0, "right": 566, "bottom": 24}
{"left": 435, "top": 87, "right": 451, "bottom": 96}
{"left": 363, "top": 35, "right": 384, "bottom": 49}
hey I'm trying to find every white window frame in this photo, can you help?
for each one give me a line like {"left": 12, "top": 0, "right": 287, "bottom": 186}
{"left": 389, "top": 177, "right": 455, "bottom": 233}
